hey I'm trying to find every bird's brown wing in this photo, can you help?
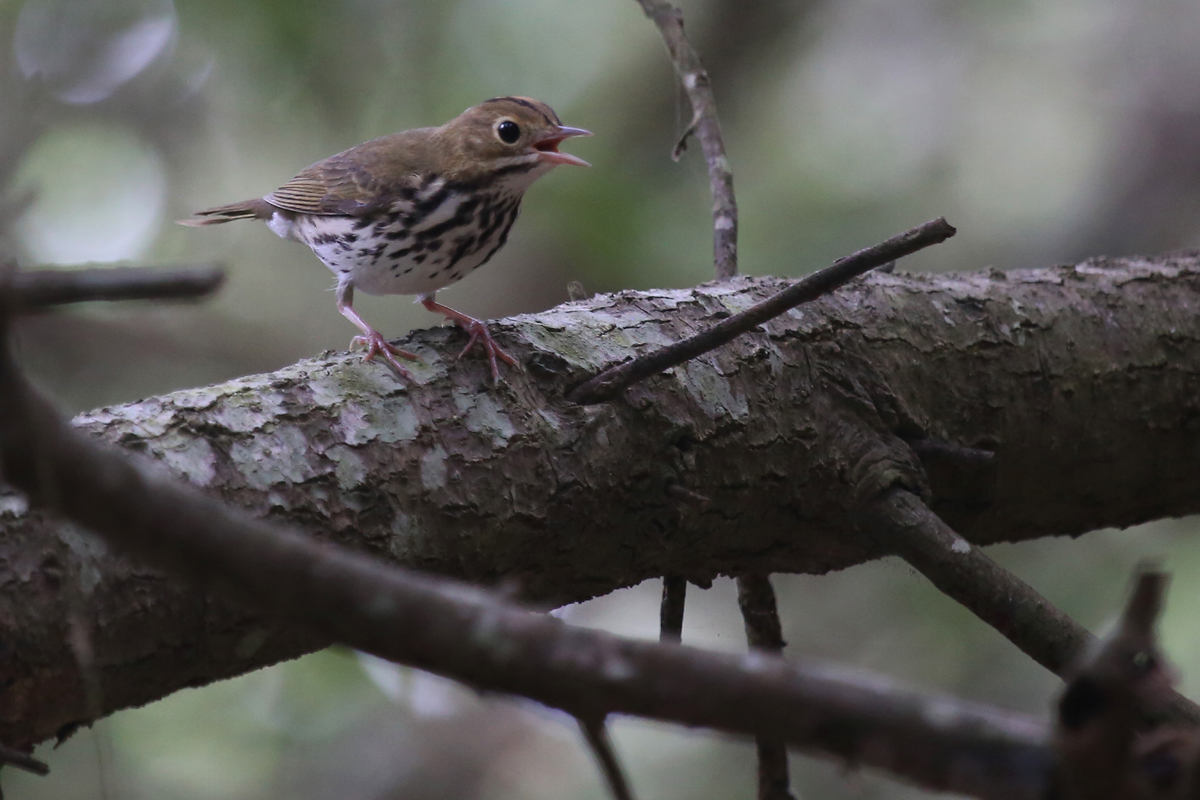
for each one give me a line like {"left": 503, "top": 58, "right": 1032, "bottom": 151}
{"left": 265, "top": 130, "right": 432, "bottom": 217}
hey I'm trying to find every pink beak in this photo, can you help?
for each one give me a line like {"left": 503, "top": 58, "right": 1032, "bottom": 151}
{"left": 533, "top": 125, "right": 592, "bottom": 167}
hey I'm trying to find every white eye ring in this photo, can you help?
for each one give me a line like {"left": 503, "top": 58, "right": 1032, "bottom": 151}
{"left": 495, "top": 119, "right": 521, "bottom": 144}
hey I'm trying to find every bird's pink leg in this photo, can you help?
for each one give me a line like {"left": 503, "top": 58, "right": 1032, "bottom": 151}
{"left": 337, "top": 284, "right": 419, "bottom": 380}
{"left": 420, "top": 294, "right": 517, "bottom": 383}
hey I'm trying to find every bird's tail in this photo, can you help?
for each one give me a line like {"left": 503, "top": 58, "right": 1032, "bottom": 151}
{"left": 177, "top": 199, "right": 273, "bottom": 227}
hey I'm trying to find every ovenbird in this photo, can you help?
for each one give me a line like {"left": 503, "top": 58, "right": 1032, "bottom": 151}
{"left": 180, "top": 96, "right": 590, "bottom": 381}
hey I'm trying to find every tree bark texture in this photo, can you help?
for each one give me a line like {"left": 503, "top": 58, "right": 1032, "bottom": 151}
{"left": 1, "top": 254, "right": 1199, "bottom": 745}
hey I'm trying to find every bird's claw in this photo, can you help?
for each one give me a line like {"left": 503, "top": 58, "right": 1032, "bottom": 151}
{"left": 351, "top": 331, "right": 420, "bottom": 381}
{"left": 454, "top": 319, "right": 517, "bottom": 384}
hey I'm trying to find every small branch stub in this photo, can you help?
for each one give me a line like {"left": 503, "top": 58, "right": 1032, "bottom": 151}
{"left": 1052, "top": 569, "right": 1187, "bottom": 800}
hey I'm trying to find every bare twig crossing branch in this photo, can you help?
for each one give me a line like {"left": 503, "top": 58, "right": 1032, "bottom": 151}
{"left": 566, "top": 216, "right": 956, "bottom": 404}
{"left": 635, "top": 0, "right": 738, "bottom": 279}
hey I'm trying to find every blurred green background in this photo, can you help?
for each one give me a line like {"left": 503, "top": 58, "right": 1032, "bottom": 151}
{"left": 3, "top": 0, "right": 1200, "bottom": 797}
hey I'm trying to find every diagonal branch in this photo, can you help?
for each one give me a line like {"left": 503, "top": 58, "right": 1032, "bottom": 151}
{"left": 635, "top": 0, "right": 738, "bottom": 279}
{"left": 566, "top": 216, "right": 955, "bottom": 404}
{"left": 861, "top": 488, "right": 1200, "bottom": 723}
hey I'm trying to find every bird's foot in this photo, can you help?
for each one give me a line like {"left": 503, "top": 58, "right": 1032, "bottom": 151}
{"left": 421, "top": 297, "right": 516, "bottom": 383}
{"left": 453, "top": 317, "right": 517, "bottom": 384}
{"left": 444, "top": 316, "right": 513, "bottom": 383}
{"left": 350, "top": 331, "right": 420, "bottom": 381}
{"left": 417, "top": 296, "right": 516, "bottom": 383}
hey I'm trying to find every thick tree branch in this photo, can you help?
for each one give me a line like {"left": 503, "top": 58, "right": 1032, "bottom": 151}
{"left": 0, "top": 325, "right": 1051, "bottom": 798}
{"left": 1, "top": 256, "right": 1199, "bottom": 746}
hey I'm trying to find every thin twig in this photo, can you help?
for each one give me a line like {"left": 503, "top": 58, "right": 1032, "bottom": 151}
{"left": 737, "top": 574, "right": 796, "bottom": 800}
{"left": 862, "top": 488, "right": 1200, "bottom": 723}
{"left": 566, "top": 217, "right": 956, "bottom": 404}
{"left": 0, "top": 743, "right": 49, "bottom": 776}
{"left": 635, "top": 0, "right": 738, "bottom": 279}
{"left": 0, "top": 319, "right": 1051, "bottom": 800}
{"left": 6, "top": 265, "right": 225, "bottom": 311}
{"left": 579, "top": 717, "right": 636, "bottom": 800}
{"left": 736, "top": 575, "right": 788, "bottom": 654}
{"left": 659, "top": 575, "right": 687, "bottom": 642}
{"left": 863, "top": 488, "right": 1088, "bottom": 672}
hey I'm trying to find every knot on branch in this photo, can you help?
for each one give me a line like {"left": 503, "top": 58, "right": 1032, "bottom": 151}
{"left": 845, "top": 433, "right": 928, "bottom": 508}
{"left": 810, "top": 343, "right": 930, "bottom": 507}
{"left": 904, "top": 437, "right": 999, "bottom": 518}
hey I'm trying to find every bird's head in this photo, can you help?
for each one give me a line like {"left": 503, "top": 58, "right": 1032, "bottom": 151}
{"left": 438, "top": 96, "right": 591, "bottom": 184}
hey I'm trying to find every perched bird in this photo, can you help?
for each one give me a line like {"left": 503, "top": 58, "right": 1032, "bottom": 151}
{"left": 180, "top": 97, "right": 590, "bottom": 381}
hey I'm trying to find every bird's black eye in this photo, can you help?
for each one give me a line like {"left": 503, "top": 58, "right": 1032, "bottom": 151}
{"left": 496, "top": 120, "right": 521, "bottom": 144}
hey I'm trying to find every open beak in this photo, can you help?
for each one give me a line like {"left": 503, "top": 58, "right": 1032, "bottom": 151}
{"left": 533, "top": 125, "right": 592, "bottom": 167}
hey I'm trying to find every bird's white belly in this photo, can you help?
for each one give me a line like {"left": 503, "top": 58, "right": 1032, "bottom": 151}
{"left": 279, "top": 193, "right": 523, "bottom": 297}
